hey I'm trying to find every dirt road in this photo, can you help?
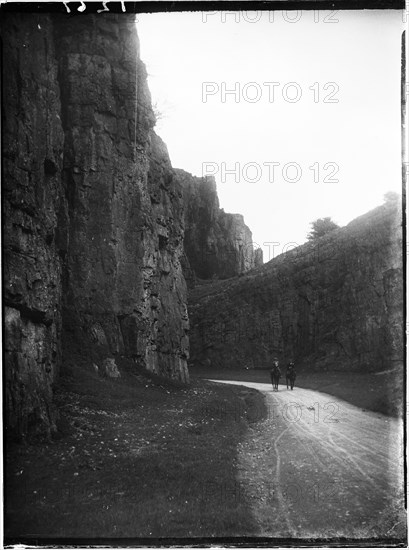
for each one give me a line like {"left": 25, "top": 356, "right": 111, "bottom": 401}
{"left": 208, "top": 379, "right": 406, "bottom": 540}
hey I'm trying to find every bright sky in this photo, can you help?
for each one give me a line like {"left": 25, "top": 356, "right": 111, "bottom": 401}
{"left": 136, "top": 9, "right": 404, "bottom": 260}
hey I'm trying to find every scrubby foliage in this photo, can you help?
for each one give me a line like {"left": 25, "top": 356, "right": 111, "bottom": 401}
{"left": 307, "top": 217, "right": 340, "bottom": 240}
{"left": 383, "top": 191, "right": 400, "bottom": 203}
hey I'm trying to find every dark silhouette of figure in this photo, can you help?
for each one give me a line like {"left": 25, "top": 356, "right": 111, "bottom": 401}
{"left": 270, "top": 360, "right": 281, "bottom": 391}
{"left": 286, "top": 362, "right": 296, "bottom": 390}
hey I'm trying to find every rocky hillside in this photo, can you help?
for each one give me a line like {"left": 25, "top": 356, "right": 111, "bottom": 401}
{"left": 176, "top": 169, "right": 263, "bottom": 285}
{"left": 189, "top": 201, "right": 403, "bottom": 374}
{"left": 2, "top": 11, "right": 403, "bottom": 443}
{"left": 3, "top": 14, "right": 189, "bottom": 440}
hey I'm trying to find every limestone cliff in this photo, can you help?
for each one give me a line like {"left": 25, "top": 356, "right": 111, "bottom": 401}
{"left": 3, "top": 14, "right": 65, "bottom": 439}
{"left": 189, "top": 202, "right": 403, "bottom": 374}
{"left": 3, "top": 12, "right": 402, "bottom": 444}
{"left": 176, "top": 169, "right": 263, "bottom": 284}
{"left": 3, "top": 14, "right": 189, "bottom": 440}
{"left": 55, "top": 15, "right": 189, "bottom": 383}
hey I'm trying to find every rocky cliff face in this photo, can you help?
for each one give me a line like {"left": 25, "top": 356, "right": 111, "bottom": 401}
{"left": 55, "top": 15, "right": 189, "bottom": 383}
{"left": 3, "top": 14, "right": 65, "bottom": 439}
{"left": 4, "top": 12, "right": 402, "bottom": 443}
{"left": 189, "top": 202, "right": 403, "bottom": 374}
{"left": 3, "top": 14, "right": 189, "bottom": 440}
{"left": 176, "top": 169, "right": 262, "bottom": 284}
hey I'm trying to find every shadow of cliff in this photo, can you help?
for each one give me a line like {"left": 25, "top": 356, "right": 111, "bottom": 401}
{"left": 5, "top": 364, "right": 268, "bottom": 539}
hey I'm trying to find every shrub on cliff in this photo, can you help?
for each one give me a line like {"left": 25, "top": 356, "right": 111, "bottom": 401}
{"left": 383, "top": 191, "right": 400, "bottom": 203}
{"left": 307, "top": 217, "right": 340, "bottom": 240}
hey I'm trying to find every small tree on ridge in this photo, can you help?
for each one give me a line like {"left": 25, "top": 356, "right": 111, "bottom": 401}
{"left": 307, "top": 217, "right": 340, "bottom": 241}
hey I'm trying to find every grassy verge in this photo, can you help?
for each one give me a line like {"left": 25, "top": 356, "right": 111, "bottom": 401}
{"left": 5, "top": 364, "right": 267, "bottom": 541}
{"left": 190, "top": 366, "right": 404, "bottom": 417}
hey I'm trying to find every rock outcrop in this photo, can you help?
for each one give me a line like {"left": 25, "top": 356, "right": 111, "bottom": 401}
{"left": 3, "top": 13, "right": 189, "bottom": 440}
{"left": 3, "top": 14, "right": 65, "bottom": 439}
{"left": 176, "top": 169, "right": 262, "bottom": 284}
{"left": 189, "top": 202, "right": 403, "bottom": 374}
{"left": 55, "top": 16, "right": 189, "bottom": 383}
{"left": 3, "top": 11, "right": 402, "bottom": 443}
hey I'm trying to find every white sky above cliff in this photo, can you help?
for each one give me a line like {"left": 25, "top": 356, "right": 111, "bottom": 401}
{"left": 136, "top": 10, "right": 405, "bottom": 260}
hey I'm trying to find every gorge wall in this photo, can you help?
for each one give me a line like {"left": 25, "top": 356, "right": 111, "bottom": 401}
{"left": 3, "top": 14, "right": 65, "bottom": 440}
{"left": 189, "top": 202, "right": 403, "bottom": 374}
{"left": 3, "top": 13, "right": 189, "bottom": 440}
{"left": 176, "top": 169, "right": 263, "bottom": 285}
{"left": 3, "top": 12, "right": 403, "bottom": 442}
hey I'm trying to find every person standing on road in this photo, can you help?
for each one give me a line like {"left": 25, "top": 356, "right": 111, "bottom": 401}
{"left": 270, "top": 360, "right": 281, "bottom": 391}
{"left": 286, "top": 361, "right": 296, "bottom": 390}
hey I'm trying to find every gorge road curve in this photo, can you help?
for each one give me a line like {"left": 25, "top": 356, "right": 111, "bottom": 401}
{"left": 207, "top": 380, "right": 406, "bottom": 540}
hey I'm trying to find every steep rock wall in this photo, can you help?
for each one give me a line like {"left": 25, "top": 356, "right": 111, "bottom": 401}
{"left": 176, "top": 169, "right": 263, "bottom": 284}
{"left": 55, "top": 15, "right": 189, "bottom": 382}
{"left": 3, "top": 14, "right": 189, "bottom": 440}
{"left": 3, "top": 14, "right": 65, "bottom": 439}
{"left": 189, "top": 202, "right": 403, "bottom": 373}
